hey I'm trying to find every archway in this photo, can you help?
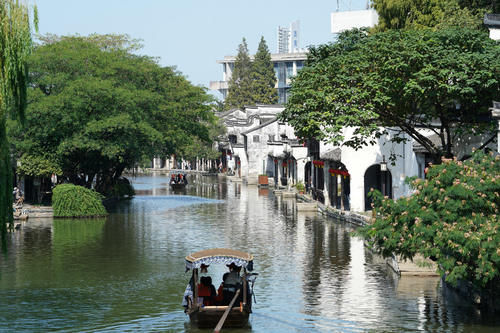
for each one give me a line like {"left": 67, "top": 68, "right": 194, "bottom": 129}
{"left": 304, "top": 161, "right": 311, "bottom": 192}
{"left": 364, "top": 164, "right": 392, "bottom": 211}
{"left": 327, "top": 162, "right": 351, "bottom": 211}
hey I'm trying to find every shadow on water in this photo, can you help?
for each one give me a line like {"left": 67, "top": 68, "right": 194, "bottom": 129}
{"left": 0, "top": 173, "right": 499, "bottom": 332}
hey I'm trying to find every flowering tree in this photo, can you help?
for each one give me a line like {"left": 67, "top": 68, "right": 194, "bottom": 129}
{"left": 358, "top": 150, "right": 500, "bottom": 289}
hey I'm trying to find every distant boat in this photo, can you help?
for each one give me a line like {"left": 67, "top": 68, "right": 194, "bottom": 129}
{"left": 183, "top": 248, "right": 257, "bottom": 330}
{"left": 170, "top": 182, "right": 186, "bottom": 190}
{"left": 169, "top": 173, "right": 188, "bottom": 190}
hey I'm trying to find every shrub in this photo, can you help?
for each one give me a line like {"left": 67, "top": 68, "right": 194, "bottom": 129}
{"left": 52, "top": 184, "right": 107, "bottom": 218}
{"left": 357, "top": 150, "right": 500, "bottom": 289}
{"left": 109, "top": 177, "right": 135, "bottom": 198}
{"left": 295, "top": 181, "right": 305, "bottom": 192}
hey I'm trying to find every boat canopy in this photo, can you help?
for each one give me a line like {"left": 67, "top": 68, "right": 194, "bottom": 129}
{"left": 185, "top": 248, "right": 254, "bottom": 271}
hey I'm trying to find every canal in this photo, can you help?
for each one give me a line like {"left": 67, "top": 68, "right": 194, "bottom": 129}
{"left": 1, "top": 174, "right": 499, "bottom": 332}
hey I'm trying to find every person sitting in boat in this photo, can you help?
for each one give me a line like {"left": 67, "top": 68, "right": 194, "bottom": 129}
{"left": 170, "top": 174, "right": 177, "bottom": 184}
{"left": 179, "top": 174, "right": 184, "bottom": 184}
{"left": 222, "top": 263, "right": 243, "bottom": 305}
{"left": 215, "top": 272, "right": 229, "bottom": 305}
{"left": 198, "top": 276, "right": 216, "bottom": 306}
{"left": 183, "top": 174, "right": 188, "bottom": 185}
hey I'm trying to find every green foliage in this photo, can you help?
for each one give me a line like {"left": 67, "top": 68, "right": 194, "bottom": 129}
{"left": 8, "top": 34, "right": 218, "bottom": 194}
{"left": 225, "top": 38, "right": 255, "bottom": 110}
{"left": 0, "top": 0, "right": 37, "bottom": 249}
{"left": 225, "top": 37, "right": 278, "bottom": 110}
{"left": 295, "top": 181, "right": 305, "bottom": 192}
{"left": 52, "top": 184, "right": 107, "bottom": 218}
{"left": 280, "top": 28, "right": 500, "bottom": 162}
{"left": 357, "top": 151, "right": 500, "bottom": 289}
{"left": 17, "top": 154, "right": 62, "bottom": 177}
{"left": 372, "top": 0, "right": 497, "bottom": 31}
{"left": 252, "top": 37, "right": 278, "bottom": 105}
{"left": 109, "top": 178, "right": 135, "bottom": 198}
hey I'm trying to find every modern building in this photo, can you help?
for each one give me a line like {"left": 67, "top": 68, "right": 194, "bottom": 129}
{"left": 277, "top": 20, "right": 301, "bottom": 54}
{"left": 210, "top": 52, "right": 307, "bottom": 104}
{"left": 210, "top": 20, "right": 307, "bottom": 104}
{"left": 331, "top": 8, "right": 379, "bottom": 34}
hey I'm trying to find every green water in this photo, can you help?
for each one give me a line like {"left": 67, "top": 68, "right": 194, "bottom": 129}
{"left": 1, "top": 174, "right": 499, "bottom": 332}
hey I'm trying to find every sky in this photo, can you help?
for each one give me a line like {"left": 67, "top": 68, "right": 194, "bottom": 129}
{"left": 36, "top": 0, "right": 369, "bottom": 98}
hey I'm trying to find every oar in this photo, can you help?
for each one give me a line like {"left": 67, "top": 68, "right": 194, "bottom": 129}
{"left": 214, "top": 289, "right": 241, "bottom": 333}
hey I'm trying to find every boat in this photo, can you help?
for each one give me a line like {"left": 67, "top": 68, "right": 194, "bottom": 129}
{"left": 170, "top": 182, "right": 186, "bottom": 190}
{"left": 183, "top": 248, "right": 257, "bottom": 330}
{"left": 169, "top": 173, "right": 188, "bottom": 190}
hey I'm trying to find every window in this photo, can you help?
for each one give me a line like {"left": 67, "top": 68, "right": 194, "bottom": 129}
{"left": 268, "top": 135, "right": 275, "bottom": 142}
{"left": 253, "top": 135, "right": 260, "bottom": 143}
{"left": 296, "top": 61, "right": 304, "bottom": 71}
{"left": 286, "top": 62, "right": 293, "bottom": 78}
{"left": 229, "top": 135, "right": 237, "bottom": 144}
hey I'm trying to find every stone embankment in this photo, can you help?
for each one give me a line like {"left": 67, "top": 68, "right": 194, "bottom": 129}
{"left": 16, "top": 204, "right": 53, "bottom": 219}
{"left": 293, "top": 190, "right": 438, "bottom": 277}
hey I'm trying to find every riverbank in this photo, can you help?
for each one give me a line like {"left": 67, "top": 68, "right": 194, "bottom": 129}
{"left": 293, "top": 190, "right": 438, "bottom": 277}
{"left": 15, "top": 204, "right": 53, "bottom": 219}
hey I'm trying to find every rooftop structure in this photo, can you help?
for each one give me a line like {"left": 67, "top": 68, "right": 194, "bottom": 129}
{"left": 331, "top": 9, "right": 379, "bottom": 33}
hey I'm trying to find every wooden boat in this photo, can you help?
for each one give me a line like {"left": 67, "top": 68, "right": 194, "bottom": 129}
{"left": 183, "top": 248, "right": 257, "bottom": 330}
{"left": 170, "top": 182, "right": 186, "bottom": 190}
{"left": 169, "top": 173, "right": 187, "bottom": 190}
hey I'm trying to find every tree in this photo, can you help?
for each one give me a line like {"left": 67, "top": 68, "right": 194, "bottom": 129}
{"left": 357, "top": 151, "right": 500, "bottom": 290}
{"left": 252, "top": 37, "right": 278, "bottom": 105}
{"left": 0, "top": 1, "right": 37, "bottom": 249}
{"left": 9, "top": 35, "right": 217, "bottom": 195}
{"left": 279, "top": 28, "right": 500, "bottom": 162}
{"left": 224, "top": 38, "right": 255, "bottom": 110}
{"left": 372, "top": 0, "right": 499, "bottom": 31}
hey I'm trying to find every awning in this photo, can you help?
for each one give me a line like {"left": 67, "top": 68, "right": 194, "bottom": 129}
{"left": 185, "top": 248, "right": 254, "bottom": 271}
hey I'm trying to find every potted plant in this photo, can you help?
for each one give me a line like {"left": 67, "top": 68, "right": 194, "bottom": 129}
{"left": 295, "top": 181, "right": 305, "bottom": 194}
{"left": 258, "top": 174, "right": 269, "bottom": 186}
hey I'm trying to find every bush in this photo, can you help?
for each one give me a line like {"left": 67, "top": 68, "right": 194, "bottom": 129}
{"left": 52, "top": 184, "right": 107, "bottom": 218}
{"left": 295, "top": 181, "right": 305, "bottom": 192}
{"left": 109, "top": 177, "right": 135, "bottom": 198}
{"left": 357, "top": 150, "right": 500, "bottom": 289}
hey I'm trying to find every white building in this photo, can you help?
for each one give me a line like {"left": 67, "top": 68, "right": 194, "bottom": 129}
{"left": 485, "top": 14, "right": 500, "bottom": 152}
{"left": 217, "top": 105, "right": 307, "bottom": 185}
{"left": 277, "top": 20, "right": 302, "bottom": 54}
{"left": 484, "top": 13, "right": 500, "bottom": 40}
{"left": 331, "top": 9, "right": 379, "bottom": 34}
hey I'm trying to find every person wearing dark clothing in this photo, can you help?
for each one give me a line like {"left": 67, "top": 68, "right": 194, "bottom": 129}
{"left": 198, "top": 276, "right": 216, "bottom": 306}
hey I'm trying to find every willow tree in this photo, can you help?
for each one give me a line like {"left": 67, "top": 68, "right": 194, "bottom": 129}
{"left": 0, "top": 1, "right": 37, "bottom": 249}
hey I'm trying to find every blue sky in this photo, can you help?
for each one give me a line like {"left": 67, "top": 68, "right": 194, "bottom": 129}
{"left": 36, "top": 0, "right": 369, "bottom": 98}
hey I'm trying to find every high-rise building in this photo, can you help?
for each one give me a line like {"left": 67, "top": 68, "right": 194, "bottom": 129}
{"left": 277, "top": 20, "right": 301, "bottom": 54}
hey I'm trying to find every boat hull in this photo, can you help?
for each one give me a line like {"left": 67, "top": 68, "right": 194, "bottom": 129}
{"left": 170, "top": 183, "right": 186, "bottom": 190}
{"left": 189, "top": 306, "right": 250, "bottom": 328}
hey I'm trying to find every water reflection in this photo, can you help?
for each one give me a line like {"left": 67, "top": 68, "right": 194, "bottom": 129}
{"left": 0, "top": 173, "right": 499, "bottom": 332}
